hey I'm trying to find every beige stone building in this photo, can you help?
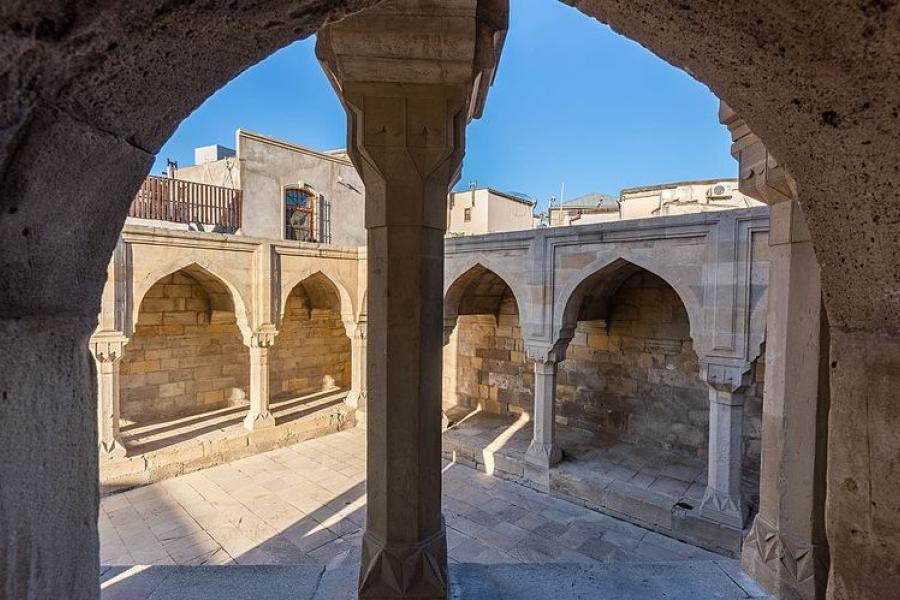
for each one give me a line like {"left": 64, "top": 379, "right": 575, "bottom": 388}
{"left": 447, "top": 187, "right": 538, "bottom": 235}
{"left": 548, "top": 181, "right": 763, "bottom": 227}
{"left": 5, "top": 2, "right": 899, "bottom": 600}
{"left": 619, "top": 179, "right": 762, "bottom": 219}
{"left": 159, "top": 129, "right": 366, "bottom": 245}
{"left": 548, "top": 192, "right": 621, "bottom": 226}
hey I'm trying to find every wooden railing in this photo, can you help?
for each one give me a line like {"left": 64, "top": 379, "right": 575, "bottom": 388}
{"left": 129, "top": 176, "right": 242, "bottom": 231}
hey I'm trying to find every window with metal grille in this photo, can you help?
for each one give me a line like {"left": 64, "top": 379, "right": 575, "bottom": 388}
{"left": 285, "top": 188, "right": 315, "bottom": 241}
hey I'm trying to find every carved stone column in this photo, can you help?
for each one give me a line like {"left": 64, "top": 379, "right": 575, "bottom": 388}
{"left": 722, "top": 102, "right": 829, "bottom": 599}
{"left": 700, "top": 361, "right": 750, "bottom": 529}
{"left": 244, "top": 328, "right": 277, "bottom": 431}
{"left": 346, "top": 320, "right": 368, "bottom": 413}
{"left": 90, "top": 334, "right": 129, "bottom": 459}
{"left": 317, "top": 3, "right": 507, "bottom": 598}
{"left": 523, "top": 345, "right": 564, "bottom": 491}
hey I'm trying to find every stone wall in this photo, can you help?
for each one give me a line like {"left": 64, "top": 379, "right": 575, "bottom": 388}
{"left": 269, "top": 285, "right": 351, "bottom": 400}
{"left": 450, "top": 292, "right": 533, "bottom": 414}
{"left": 445, "top": 270, "right": 763, "bottom": 482}
{"left": 121, "top": 272, "right": 249, "bottom": 423}
{"left": 557, "top": 272, "right": 763, "bottom": 472}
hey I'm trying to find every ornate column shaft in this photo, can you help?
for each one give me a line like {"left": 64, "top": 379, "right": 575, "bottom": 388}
{"left": 346, "top": 320, "right": 368, "bottom": 413}
{"left": 523, "top": 349, "right": 564, "bottom": 491}
{"left": 721, "top": 102, "right": 829, "bottom": 599}
{"left": 700, "top": 362, "right": 750, "bottom": 529}
{"left": 91, "top": 334, "right": 129, "bottom": 459}
{"left": 318, "top": 3, "right": 507, "bottom": 598}
{"left": 244, "top": 328, "right": 277, "bottom": 431}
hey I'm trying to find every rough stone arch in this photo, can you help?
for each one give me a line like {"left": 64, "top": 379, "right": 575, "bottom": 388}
{"left": 131, "top": 257, "right": 252, "bottom": 343}
{"left": 3, "top": 2, "right": 900, "bottom": 598}
{"left": 554, "top": 254, "right": 703, "bottom": 349}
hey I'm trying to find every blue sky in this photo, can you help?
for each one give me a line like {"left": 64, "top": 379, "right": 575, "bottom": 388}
{"left": 151, "top": 0, "right": 735, "bottom": 213}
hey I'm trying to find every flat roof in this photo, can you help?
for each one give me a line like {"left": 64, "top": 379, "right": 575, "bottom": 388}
{"left": 450, "top": 187, "right": 535, "bottom": 207}
{"left": 237, "top": 129, "right": 354, "bottom": 166}
{"left": 620, "top": 178, "right": 738, "bottom": 196}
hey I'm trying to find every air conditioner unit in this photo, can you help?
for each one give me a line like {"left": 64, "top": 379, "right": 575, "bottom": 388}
{"left": 707, "top": 183, "right": 733, "bottom": 199}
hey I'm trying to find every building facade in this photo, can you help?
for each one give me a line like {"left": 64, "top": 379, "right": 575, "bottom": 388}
{"left": 548, "top": 181, "right": 763, "bottom": 227}
{"left": 169, "top": 130, "right": 366, "bottom": 245}
{"left": 447, "top": 187, "right": 538, "bottom": 235}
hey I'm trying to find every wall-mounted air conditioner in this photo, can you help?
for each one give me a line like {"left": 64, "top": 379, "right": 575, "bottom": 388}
{"left": 707, "top": 183, "right": 733, "bottom": 199}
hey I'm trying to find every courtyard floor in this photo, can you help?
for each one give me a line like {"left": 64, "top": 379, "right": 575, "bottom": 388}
{"left": 100, "top": 427, "right": 770, "bottom": 599}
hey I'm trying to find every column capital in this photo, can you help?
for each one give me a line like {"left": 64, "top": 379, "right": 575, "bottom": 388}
{"left": 89, "top": 333, "right": 129, "bottom": 363}
{"left": 701, "top": 359, "right": 752, "bottom": 394}
{"left": 344, "top": 319, "right": 368, "bottom": 341}
{"left": 524, "top": 339, "right": 568, "bottom": 364}
{"left": 719, "top": 101, "right": 797, "bottom": 206}
{"left": 317, "top": 0, "right": 508, "bottom": 234}
{"left": 248, "top": 326, "right": 278, "bottom": 349}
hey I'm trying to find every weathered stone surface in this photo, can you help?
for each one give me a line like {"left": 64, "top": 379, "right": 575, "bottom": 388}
{"left": 4, "top": 1, "right": 900, "bottom": 598}
{"left": 826, "top": 330, "right": 900, "bottom": 600}
{"left": 1, "top": 317, "right": 100, "bottom": 600}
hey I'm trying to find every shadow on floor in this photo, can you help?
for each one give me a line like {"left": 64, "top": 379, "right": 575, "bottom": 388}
{"left": 100, "top": 560, "right": 770, "bottom": 599}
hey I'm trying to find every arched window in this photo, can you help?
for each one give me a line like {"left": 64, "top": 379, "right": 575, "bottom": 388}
{"left": 285, "top": 188, "right": 316, "bottom": 241}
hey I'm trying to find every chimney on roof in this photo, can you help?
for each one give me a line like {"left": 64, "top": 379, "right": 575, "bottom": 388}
{"left": 165, "top": 158, "right": 178, "bottom": 178}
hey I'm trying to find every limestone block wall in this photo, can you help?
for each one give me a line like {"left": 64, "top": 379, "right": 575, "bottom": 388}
{"left": 451, "top": 293, "right": 533, "bottom": 414}
{"left": 556, "top": 271, "right": 764, "bottom": 471}
{"left": 269, "top": 286, "right": 351, "bottom": 400}
{"left": 121, "top": 273, "right": 249, "bottom": 423}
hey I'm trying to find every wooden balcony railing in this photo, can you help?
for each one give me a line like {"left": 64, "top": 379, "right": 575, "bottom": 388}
{"left": 129, "top": 176, "right": 242, "bottom": 231}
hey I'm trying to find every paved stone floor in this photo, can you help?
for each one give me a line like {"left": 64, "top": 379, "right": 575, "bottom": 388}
{"left": 100, "top": 427, "right": 770, "bottom": 598}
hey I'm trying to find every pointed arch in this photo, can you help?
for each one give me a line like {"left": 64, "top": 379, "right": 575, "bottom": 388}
{"left": 278, "top": 268, "right": 354, "bottom": 329}
{"left": 444, "top": 262, "right": 523, "bottom": 332}
{"left": 131, "top": 256, "right": 252, "bottom": 343}
{"left": 554, "top": 254, "right": 703, "bottom": 347}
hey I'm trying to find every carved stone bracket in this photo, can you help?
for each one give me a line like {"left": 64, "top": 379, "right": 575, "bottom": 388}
{"left": 524, "top": 339, "right": 569, "bottom": 364}
{"left": 701, "top": 360, "right": 752, "bottom": 394}
{"left": 719, "top": 102, "right": 797, "bottom": 206}
{"left": 89, "top": 333, "right": 129, "bottom": 363}
{"left": 248, "top": 325, "right": 277, "bottom": 349}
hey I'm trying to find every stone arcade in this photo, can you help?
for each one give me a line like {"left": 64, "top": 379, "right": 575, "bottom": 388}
{"left": 2, "top": 1, "right": 900, "bottom": 600}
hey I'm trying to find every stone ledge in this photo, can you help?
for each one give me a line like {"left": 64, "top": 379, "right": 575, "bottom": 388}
{"left": 101, "top": 397, "right": 355, "bottom": 492}
{"left": 441, "top": 410, "right": 745, "bottom": 557}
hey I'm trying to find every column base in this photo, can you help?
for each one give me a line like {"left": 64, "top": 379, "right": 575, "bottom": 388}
{"left": 358, "top": 521, "right": 449, "bottom": 599}
{"left": 98, "top": 438, "right": 127, "bottom": 460}
{"left": 524, "top": 441, "right": 562, "bottom": 491}
{"left": 699, "top": 488, "right": 747, "bottom": 529}
{"left": 243, "top": 411, "right": 276, "bottom": 431}
{"left": 741, "top": 515, "right": 828, "bottom": 600}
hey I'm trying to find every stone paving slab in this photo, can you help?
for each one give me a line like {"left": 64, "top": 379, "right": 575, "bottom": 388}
{"left": 99, "top": 561, "right": 770, "bottom": 599}
{"left": 442, "top": 409, "right": 747, "bottom": 555}
{"left": 102, "top": 427, "right": 722, "bottom": 573}
{"left": 449, "top": 561, "right": 771, "bottom": 599}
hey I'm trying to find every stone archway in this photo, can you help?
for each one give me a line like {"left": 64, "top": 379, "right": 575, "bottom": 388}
{"left": 121, "top": 264, "right": 250, "bottom": 425}
{"left": 443, "top": 264, "right": 529, "bottom": 417}
{"left": 271, "top": 272, "right": 352, "bottom": 402}
{"left": 3, "top": 2, "right": 899, "bottom": 598}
